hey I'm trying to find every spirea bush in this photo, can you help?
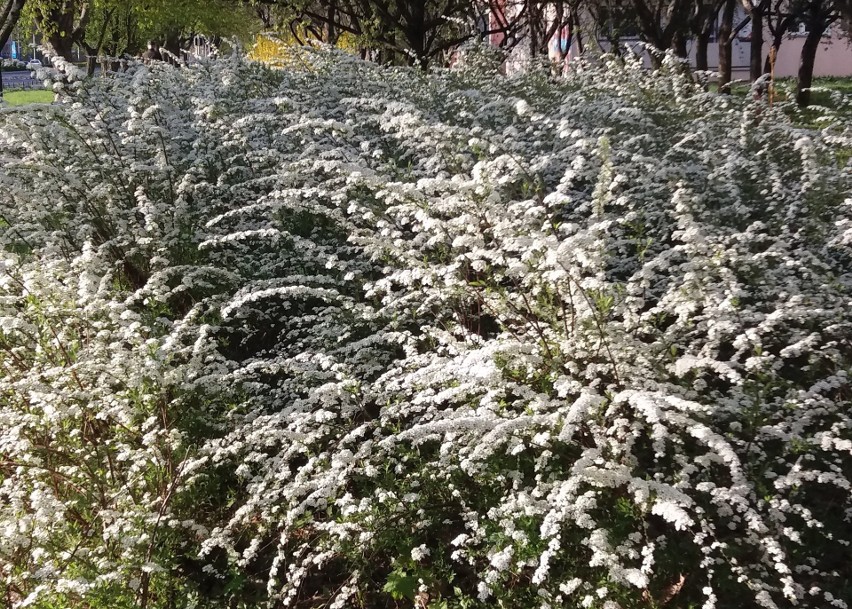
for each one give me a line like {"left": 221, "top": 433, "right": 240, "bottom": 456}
{"left": 0, "top": 48, "right": 851, "bottom": 609}
{"left": 1, "top": 58, "right": 28, "bottom": 70}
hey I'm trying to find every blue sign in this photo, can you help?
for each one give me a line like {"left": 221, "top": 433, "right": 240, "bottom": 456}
{"left": 10, "top": 42, "right": 17, "bottom": 58}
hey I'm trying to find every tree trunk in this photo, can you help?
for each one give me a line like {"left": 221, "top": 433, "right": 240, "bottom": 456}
{"left": 696, "top": 31, "right": 711, "bottom": 71}
{"left": 404, "top": 0, "right": 427, "bottom": 68}
{"left": 672, "top": 30, "right": 688, "bottom": 59}
{"left": 48, "top": 32, "right": 75, "bottom": 61}
{"left": 764, "top": 35, "right": 783, "bottom": 74}
{"left": 749, "top": 10, "right": 764, "bottom": 81}
{"left": 841, "top": 0, "right": 852, "bottom": 35}
{"left": 796, "top": 25, "right": 825, "bottom": 106}
{"left": 37, "top": 0, "right": 90, "bottom": 62}
{"left": 163, "top": 31, "right": 181, "bottom": 62}
{"left": 693, "top": 2, "right": 717, "bottom": 73}
{"left": 0, "top": 0, "right": 26, "bottom": 53}
{"left": 572, "top": 11, "right": 583, "bottom": 54}
{"left": 82, "top": 41, "right": 97, "bottom": 74}
{"left": 764, "top": 10, "right": 792, "bottom": 74}
{"left": 325, "top": 0, "right": 338, "bottom": 44}
{"left": 83, "top": 8, "right": 113, "bottom": 76}
{"left": 528, "top": 0, "right": 539, "bottom": 58}
{"left": 718, "top": 0, "right": 735, "bottom": 92}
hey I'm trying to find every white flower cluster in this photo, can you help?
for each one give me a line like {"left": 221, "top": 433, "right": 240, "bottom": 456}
{"left": 0, "top": 48, "right": 850, "bottom": 608}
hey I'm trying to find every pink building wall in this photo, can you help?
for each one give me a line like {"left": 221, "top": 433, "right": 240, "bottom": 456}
{"left": 768, "top": 33, "right": 852, "bottom": 77}
{"left": 539, "top": 10, "right": 852, "bottom": 79}
{"left": 487, "top": 2, "right": 852, "bottom": 79}
{"left": 682, "top": 30, "right": 852, "bottom": 79}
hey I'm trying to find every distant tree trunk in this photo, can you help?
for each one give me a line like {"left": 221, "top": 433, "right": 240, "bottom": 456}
{"left": 764, "top": 5, "right": 793, "bottom": 74}
{"left": 834, "top": 0, "right": 852, "bottom": 37}
{"left": 696, "top": 30, "right": 711, "bottom": 70}
{"left": 839, "top": 0, "right": 852, "bottom": 34}
{"left": 82, "top": 47, "right": 95, "bottom": 74}
{"left": 403, "top": 0, "right": 428, "bottom": 68}
{"left": 572, "top": 10, "right": 583, "bottom": 54}
{"left": 672, "top": 30, "right": 688, "bottom": 59}
{"left": 764, "top": 27, "right": 786, "bottom": 73}
{"left": 47, "top": 32, "right": 75, "bottom": 60}
{"left": 796, "top": 23, "right": 826, "bottom": 106}
{"left": 749, "top": 9, "right": 764, "bottom": 80}
{"left": 163, "top": 31, "right": 181, "bottom": 60}
{"left": 528, "top": 0, "right": 540, "bottom": 58}
{"left": 718, "top": 0, "right": 736, "bottom": 92}
{"left": 325, "top": 0, "right": 338, "bottom": 44}
{"left": 126, "top": 13, "right": 139, "bottom": 55}
{"left": 83, "top": 7, "right": 113, "bottom": 76}
{"left": 106, "top": 24, "right": 119, "bottom": 56}
{"left": 693, "top": 1, "right": 719, "bottom": 73}
{"left": 630, "top": 0, "right": 693, "bottom": 65}
{"left": 37, "top": 0, "right": 90, "bottom": 61}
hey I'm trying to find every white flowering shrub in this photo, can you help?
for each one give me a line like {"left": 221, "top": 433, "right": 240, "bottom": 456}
{"left": 1, "top": 58, "right": 28, "bottom": 70}
{"left": 0, "top": 49, "right": 851, "bottom": 609}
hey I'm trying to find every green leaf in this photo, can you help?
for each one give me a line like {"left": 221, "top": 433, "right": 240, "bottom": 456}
{"left": 383, "top": 569, "right": 419, "bottom": 601}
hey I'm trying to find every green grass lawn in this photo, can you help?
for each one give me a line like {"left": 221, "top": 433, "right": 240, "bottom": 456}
{"left": 711, "top": 76, "right": 852, "bottom": 105}
{"left": 2, "top": 89, "right": 55, "bottom": 106}
{"left": 805, "top": 77, "right": 852, "bottom": 106}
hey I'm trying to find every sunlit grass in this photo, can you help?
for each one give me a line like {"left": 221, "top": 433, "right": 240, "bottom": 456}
{"left": 2, "top": 89, "right": 54, "bottom": 106}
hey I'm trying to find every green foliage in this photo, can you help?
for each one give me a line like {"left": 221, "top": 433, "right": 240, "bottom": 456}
{"left": 383, "top": 569, "right": 419, "bottom": 601}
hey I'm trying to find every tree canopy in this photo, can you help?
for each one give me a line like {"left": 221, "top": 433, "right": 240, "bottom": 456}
{"left": 19, "top": 0, "right": 257, "bottom": 61}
